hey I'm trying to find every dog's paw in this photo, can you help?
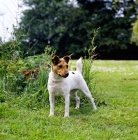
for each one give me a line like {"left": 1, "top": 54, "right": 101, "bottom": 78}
{"left": 49, "top": 114, "right": 54, "bottom": 117}
{"left": 75, "top": 106, "right": 79, "bottom": 109}
{"left": 64, "top": 114, "right": 70, "bottom": 118}
{"left": 93, "top": 106, "right": 97, "bottom": 110}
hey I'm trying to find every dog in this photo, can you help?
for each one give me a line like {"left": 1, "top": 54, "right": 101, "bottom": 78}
{"left": 47, "top": 55, "right": 97, "bottom": 117}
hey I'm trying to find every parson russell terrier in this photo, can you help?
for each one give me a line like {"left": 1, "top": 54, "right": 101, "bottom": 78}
{"left": 47, "top": 55, "right": 97, "bottom": 117}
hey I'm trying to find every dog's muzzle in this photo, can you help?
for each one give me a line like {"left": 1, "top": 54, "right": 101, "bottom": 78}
{"left": 64, "top": 72, "right": 69, "bottom": 78}
{"left": 59, "top": 72, "right": 69, "bottom": 78}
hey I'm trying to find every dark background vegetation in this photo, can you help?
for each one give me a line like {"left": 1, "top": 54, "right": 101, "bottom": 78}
{"left": 1, "top": 0, "right": 138, "bottom": 59}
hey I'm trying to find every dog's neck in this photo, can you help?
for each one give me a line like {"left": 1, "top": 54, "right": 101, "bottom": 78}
{"left": 49, "top": 70, "right": 63, "bottom": 83}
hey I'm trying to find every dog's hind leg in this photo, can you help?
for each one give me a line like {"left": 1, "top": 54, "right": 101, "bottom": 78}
{"left": 82, "top": 90, "right": 97, "bottom": 110}
{"left": 79, "top": 82, "right": 97, "bottom": 110}
{"left": 70, "top": 90, "right": 80, "bottom": 109}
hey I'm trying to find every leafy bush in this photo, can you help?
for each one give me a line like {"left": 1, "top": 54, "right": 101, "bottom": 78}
{"left": 18, "top": 46, "right": 55, "bottom": 108}
{"left": 0, "top": 45, "right": 55, "bottom": 106}
{"left": 0, "top": 13, "right": 55, "bottom": 107}
{"left": 19, "top": 66, "right": 50, "bottom": 109}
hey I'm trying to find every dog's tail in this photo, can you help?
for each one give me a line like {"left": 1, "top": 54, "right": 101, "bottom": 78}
{"left": 76, "top": 57, "right": 82, "bottom": 73}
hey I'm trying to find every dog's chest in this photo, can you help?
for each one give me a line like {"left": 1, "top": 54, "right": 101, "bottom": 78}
{"left": 52, "top": 86, "right": 64, "bottom": 95}
{"left": 48, "top": 79, "right": 67, "bottom": 95}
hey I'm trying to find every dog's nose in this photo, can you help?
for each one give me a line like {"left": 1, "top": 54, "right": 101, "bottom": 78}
{"left": 64, "top": 72, "right": 69, "bottom": 78}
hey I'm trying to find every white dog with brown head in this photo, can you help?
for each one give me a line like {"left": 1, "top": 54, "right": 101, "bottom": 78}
{"left": 47, "top": 55, "right": 97, "bottom": 117}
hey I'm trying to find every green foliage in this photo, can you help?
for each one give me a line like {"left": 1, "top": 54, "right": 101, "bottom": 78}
{"left": 0, "top": 45, "right": 54, "bottom": 106}
{"left": 20, "top": 66, "right": 50, "bottom": 109}
{"left": 17, "top": 0, "right": 138, "bottom": 59}
{"left": 93, "top": 0, "right": 137, "bottom": 59}
{"left": 19, "top": 0, "right": 75, "bottom": 55}
{"left": 131, "top": 19, "right": 138, "bottom": 45}
{"left": 0, "top": 36, "right": 25, "bottom": 96}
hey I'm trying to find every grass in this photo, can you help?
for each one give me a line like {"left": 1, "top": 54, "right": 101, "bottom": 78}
{"left": 0, "top": 60, "right": 138, "bottom": 140}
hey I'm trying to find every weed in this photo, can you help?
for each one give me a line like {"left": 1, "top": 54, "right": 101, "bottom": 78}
{"left": 83, "top": 28, "right": 99, "bottom": 89}
{"left": 81, "top": 28, "right": 105, "bottom": 106}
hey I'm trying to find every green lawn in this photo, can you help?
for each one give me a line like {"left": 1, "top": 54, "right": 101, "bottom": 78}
{"left": 0, "top": 60, "right": 138, "bottom": 140}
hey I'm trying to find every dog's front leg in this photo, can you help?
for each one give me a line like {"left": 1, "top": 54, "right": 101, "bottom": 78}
{"left": 49, "top": 93, "right": 55, "bottom": 116}
{"left": 64, "top": 94, "right": 70, "bottom": 117}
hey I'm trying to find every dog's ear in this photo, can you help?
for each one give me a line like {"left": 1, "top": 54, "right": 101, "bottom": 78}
{"left": 63, "top": 55, "right": 71, "bottom": 63}
{"left": 52, "top": 55, "right": 59, "bottom": 65}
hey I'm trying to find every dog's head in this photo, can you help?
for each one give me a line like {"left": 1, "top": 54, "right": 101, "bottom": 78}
{"left": 51, "top": 55, "right": 71, "bottom": 78}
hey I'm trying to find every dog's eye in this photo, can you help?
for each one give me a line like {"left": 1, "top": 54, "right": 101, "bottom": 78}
{"left": 58, "top": 65, "right": 62, "bottom": 69}
{"left": 66, "top": 65, "right": 68, "bottom": 68}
